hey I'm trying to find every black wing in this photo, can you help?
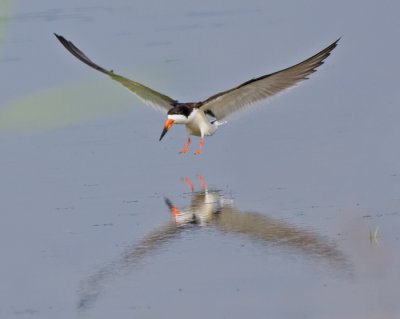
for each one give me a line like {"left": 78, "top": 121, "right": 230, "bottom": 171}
{"left": 200, "top": 39, "right": 339, "bottom": 120}
{"left": 55, "top": 34, "right": 177, "bottom": 113}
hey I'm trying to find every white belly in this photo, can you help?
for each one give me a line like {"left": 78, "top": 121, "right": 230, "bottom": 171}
{"left": 185, "top": 109, "right": 217, "bottom": 137}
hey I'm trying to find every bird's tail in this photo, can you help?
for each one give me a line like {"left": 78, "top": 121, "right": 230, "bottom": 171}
{"left": 207, "top": 120, "right": 227, "bottom": 136}
{"left": 211, "top": 120, "right": 227, "bottom": 127}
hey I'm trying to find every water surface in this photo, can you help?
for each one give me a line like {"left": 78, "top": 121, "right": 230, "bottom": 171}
{"left": 1, "top": 1, "right": 399, "bottom": 318}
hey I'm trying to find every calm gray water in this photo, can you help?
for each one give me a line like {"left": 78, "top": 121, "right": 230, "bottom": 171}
{"left": 1, "top": 1, "right": 400, "bottom": 318}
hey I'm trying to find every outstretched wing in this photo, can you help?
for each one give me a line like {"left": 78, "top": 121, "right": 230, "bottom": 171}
{"left": 200, "top": 39, "right": 340, "bottom": 120}
{"left": 54, "top": 34, "right": 177, "bottom": 113}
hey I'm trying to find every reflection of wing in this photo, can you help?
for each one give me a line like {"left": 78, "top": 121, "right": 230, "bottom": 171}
{"left": 200, "top": 39, "right": 339, "bottom": 120}
{"left": 212, "top": 205, "right": 348, "bottom": 267}
{"left": 173, "top": 188, "right": 348, "bottom": 268}
{"left": 54, "top": 34, "right": 177, "bottom": 113}
{"left": 78, "top": 222, "right": 181, "bottom": 311}
{"left": 78, "top": 187, "right": 350, "bottom": 312}
{"left": 122, "top": 222, "right": 181, "bottom": 264}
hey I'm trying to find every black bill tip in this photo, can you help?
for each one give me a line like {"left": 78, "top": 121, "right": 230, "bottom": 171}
{"left": 159, "top": 127, "right": 168, "bottom": 141}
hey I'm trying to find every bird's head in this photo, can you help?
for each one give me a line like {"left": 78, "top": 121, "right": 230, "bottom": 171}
{"left": 159, "top": 105, "right": 191, "bottom": 141}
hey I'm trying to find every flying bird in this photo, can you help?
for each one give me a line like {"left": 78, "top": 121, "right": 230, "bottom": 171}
{"left": 55, "top": 34, "right": 339, "bottom": 154}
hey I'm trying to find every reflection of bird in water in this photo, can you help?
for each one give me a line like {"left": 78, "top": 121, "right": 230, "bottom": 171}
{"left": 78, "top": 176, "right": 350, "bottom": 311}
{"left": 167, "top": 176, "right": 348, "bottom": 262}
{"left": 165, "top": 176, "right": 224, "bottom": 226}
{"left": 55, "top": 34, "right": 339, "bottom": 154}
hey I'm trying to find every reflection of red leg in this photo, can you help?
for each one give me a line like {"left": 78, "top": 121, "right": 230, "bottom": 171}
{"left": 199, "top": 175, "right": 208, "bottom": 191}
{"left": 184, "top": 177, "right": 194, "bottom": 192}
{"left": 195, "top": 138, "right": 204, "bottom": 155}
{"left": 180, "top": 137, "right": 191, "bottom": 154}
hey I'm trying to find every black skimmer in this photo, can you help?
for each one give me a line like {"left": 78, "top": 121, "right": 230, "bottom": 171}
{"left": 55, "top": 34, "right": 339, "bottom": 154}
{"left": 78, "top": 176, "right": 349, "bottom": 310}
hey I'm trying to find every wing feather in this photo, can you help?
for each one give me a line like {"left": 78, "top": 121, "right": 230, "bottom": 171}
{"left": 200, "top": 39, "right": 340, "bottom": 120}
{"left": 54, "top": 34, "right": 177, "bottom": 113}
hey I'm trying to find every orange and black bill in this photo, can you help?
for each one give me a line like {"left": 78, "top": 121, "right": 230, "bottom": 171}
{"left": 159, "top": 119, "right": 174, "bottom": 141}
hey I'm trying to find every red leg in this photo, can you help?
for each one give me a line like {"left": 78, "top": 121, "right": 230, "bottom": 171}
{"left": 184, "top": 177, "right": 195, "bottom": 192}
{"left": 195, "top": 138, "right": 204, "bottom": 155}
{"left": 180, "top": 136, "right": 191, "bottom": 154}
{"left": 199, "top": 175, "right": 208, "bottom": 191}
